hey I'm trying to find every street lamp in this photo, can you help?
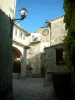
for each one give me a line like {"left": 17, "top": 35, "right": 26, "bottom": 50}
{"left": 10, "top": 8, "right": 28, "bottom": 38}
{"left": 12, "top": 8, "right": 28, "bottom": 21}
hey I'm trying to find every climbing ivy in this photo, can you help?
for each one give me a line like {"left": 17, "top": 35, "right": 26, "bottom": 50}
{"left": 63, "top": 0, "right": 75, "bottom": 70}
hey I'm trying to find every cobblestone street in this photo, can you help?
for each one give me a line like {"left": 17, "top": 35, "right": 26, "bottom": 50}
{"left": 13, "top": 78, "right": 57, "bottom": 100}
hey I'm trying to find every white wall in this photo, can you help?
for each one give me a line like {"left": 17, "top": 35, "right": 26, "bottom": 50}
{"left": 0, "top": 0, "right": 16, "bottom": 19}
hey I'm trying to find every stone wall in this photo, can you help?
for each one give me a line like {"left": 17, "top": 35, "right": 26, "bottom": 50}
{"left": 30, "top": 16, "right": 67, "bottom": 75}
{"left": 41, "top": 16, "right": 68, "bottom": 73}
{"left": 21, "top": 48, "right": 27, "bottom": 77}
{"left": 27, "top": 42, "right": 41, "bottom": 75}
{"left": 35, "top": 27, "right": 50, "bottom": 43}
{"left": 35, "top": 16, "right": 67, "bottom": 47}
{"left": 44, "top": 44, "right": 69, "bottom": 73}
{"left": 40, "top": 16, "right": 69, "bottom": 82}
{"left": 51, "top": 16, "right": 67, "bottom": 45}
{"left": 43, "top": 44, "right": 70, "bottom": 83}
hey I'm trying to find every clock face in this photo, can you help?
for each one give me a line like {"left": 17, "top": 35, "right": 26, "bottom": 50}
{"left": 42, "top": 29, "right": 49, "bottom": 36}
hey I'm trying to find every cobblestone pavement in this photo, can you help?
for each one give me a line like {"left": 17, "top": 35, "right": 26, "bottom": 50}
{"left": 13, "top": 78, "right": 57, "bottom": 100}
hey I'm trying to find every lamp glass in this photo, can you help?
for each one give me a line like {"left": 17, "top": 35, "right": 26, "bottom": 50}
{"left": 20, "top": 8, "right": 28, "bottom": 17}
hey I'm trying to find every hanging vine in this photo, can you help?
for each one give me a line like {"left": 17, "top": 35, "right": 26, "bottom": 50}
{"left": 63, "top": 0, "right": 75, "bottom": 70}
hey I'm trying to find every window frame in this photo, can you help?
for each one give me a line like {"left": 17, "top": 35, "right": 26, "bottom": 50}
{"left": 23, "top": 34, "right": 25, "bottom": 40}
{"left": 19, "top": 31, "right": 22, "bottom": 38}
{"left": 15, "top": 28, "right": 17, "bottom": 36}
{"left": 56, "top": 48, "right": 66, "bottom": 65}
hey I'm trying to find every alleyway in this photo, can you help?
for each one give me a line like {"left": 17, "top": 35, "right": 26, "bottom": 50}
{"left": 13, "top": 78, "right": 57, "bottom": 100}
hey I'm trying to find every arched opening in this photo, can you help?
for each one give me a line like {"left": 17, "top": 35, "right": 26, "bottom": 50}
{"left": 12, "top": 46, "right": 22, "bottom": 77}
{"left": 12, "top": 46, "right": 22, "bottom": 60}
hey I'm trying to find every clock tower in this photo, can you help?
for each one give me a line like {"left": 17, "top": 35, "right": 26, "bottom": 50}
{"left": 34, "top": 26, "right": 51, "bottom": 53}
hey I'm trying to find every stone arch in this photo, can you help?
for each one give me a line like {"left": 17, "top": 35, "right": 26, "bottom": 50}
{"left": 12, "top": 43, "right": 24, "bottom": 55}
{"left": 12, "top": 46, "right": 22, "bottom": 60}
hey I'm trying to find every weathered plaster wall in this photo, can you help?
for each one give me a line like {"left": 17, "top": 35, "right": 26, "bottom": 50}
{"left": 0, "top": 0, "right": 16, "bottom": 99}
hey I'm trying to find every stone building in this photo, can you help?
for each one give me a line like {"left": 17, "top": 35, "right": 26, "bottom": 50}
{"left": 12, "top": 23, "right": 31, "bottom": 77}
{"left": 27, "top": 33, "right": 41, "bottom": 76}
{"left": 0, "top": 0, "right": 16, "bottom": 99}
{"left": 12, "top": 15, "right": 69, "bottom": 78}
{"left": 27, "top": 26, "right": 51, "bottom": 76}
{"left": 27, "top": 41, "right": 41, "bottom": 76}
{"left": 49, "top": 15, "right": 66, "bottom": 45}
{"left": 44, "top": 43, "right": 69, "bottom": 73}
{"left": 27, "top": 15, "right": 68, "bottom": 77}
{"left": 41, "top": 15, "right": 70, "bottom": 80}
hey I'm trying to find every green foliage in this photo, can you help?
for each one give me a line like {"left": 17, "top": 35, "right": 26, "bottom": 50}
{"left": 13, "top": 60, "right": 21, "bottom": 64}
{"left": 63, "top": 0, "right": 75, "bottom": 70}
{"left": 13, "top": 60, "right": 21, "bottom": 73}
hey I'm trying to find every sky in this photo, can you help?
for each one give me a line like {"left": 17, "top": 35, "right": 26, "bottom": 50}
{"left": 15, "top": 0, "right": 65, "bottom": 33}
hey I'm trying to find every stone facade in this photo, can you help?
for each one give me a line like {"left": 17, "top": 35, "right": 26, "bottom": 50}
{"left": 27, "top": 27, "right": 52, "bottom": 76}
{"left": 12, "top": 15, "right": 68, "bottom": 78}
{"left": 50, "top": 16, "right": 67, "bottom": 45}
{"left": 44, "top": 44, "right": 69, "bottom": 73}
{"left": 27, "top": 42, "right": 41, "bottom": 75}
{"left": 41, "top": 16, "right": 67, "bottom": 71}
{"left": 27, "top": 16, "right": 67, "bottom": 76}
{"left": 12, "top": 23, "right": 31, "bottom": 77}
{"left": 35, "top": 27, "right": 50, "bottom": 43}
{"left": 0, "top": 0, "right": 16, "bottom": 99}
{"left": 40, "top": 16, "right": 70, "bottom": 82}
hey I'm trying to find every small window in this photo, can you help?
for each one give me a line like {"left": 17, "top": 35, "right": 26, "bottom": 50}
{"left": 56, "top": 48, "right": 65, "bottom": 65}
{"left": 19, "top": 31, "right": 22, "bottom": 38}
{"left": 23, "top": 34, "right": 25, "bottom": 40}
{"left": 15, "top": 28, "right": 17, "bottom": 36}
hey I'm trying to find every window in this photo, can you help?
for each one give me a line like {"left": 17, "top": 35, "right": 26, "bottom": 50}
{"left": 23, "top": 34, "right": 25, "bottom": 40}
{"left": 56, "top": 48, "right": 65, "bottom": 65}
{"left": 19, "top": 31, "right": 22, "bottom": 38}
{"left": 15, "top": 28, "right": 17, "bottom": 36}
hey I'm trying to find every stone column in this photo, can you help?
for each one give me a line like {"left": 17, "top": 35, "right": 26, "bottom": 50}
{"left": 21, "top": 46, "right": 30, "bottom": 78}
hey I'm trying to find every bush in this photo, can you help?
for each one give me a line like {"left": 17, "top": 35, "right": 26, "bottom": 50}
{"left": 63, "top": 0, "right": 75, "bottom": 70}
